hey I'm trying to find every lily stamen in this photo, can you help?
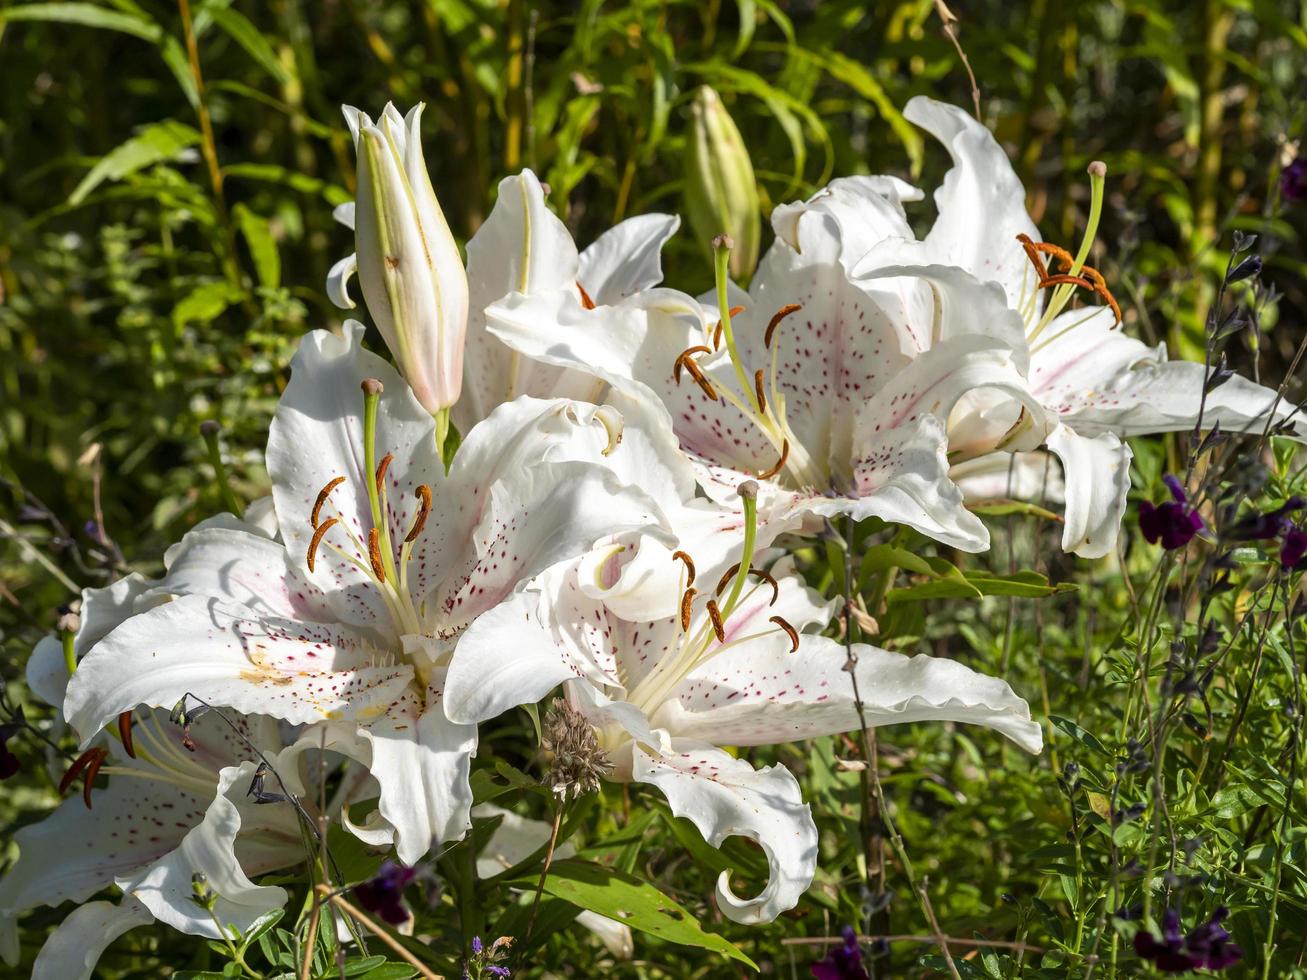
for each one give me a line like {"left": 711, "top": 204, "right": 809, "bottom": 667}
{"left": 705, "top": 600, "right": 726, "bottom": 642}
{"left": 680, "top": 588, "right": 697, "bottom": 631}
{"left": 375, "top": 452, "right": 395, "bottom": 496}
{"left": 311, "top": 475, "right": 346, "bottom": 528}
{"left": 118, "top": 711, "right": 136, "bottom": 759}
{"left": 765, "top": 303, "right": 802, "bottom": 348}
{"left": 754, "top": 369, "right": 768, "bottom": 413}
{"left": 405, "top": 485, "right": 433, "bottom": 543}
{"left": 672, "top": 550, "right": 697, "bottom": 586}
{"left": 770, "top": 615, "right": 799, "bottom": 652}
{"left": 306, "top": 517, "right": 338, "bottom": 573}
{"left": 368, "top": 527, "right": 387, "bottom": 582}
{"left": 577, "top": 282, "right": 596, "bottom": 310}
{"left": 59, "top": 746, "right": 108, "bottom": 809}
{"left": 673, "top": 346, "right": 713, "bottom": 385}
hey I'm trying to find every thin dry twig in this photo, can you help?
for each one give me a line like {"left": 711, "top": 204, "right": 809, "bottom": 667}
{"left": 934, "top": 0, "right": 981, "bottom": 119}
{"left": 317, "top": 887, "right": 443, "bottom": 980}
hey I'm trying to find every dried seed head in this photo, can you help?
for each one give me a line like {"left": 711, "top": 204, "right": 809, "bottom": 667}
{"left": 541, "top": 698, "right": 611, "bottom": 802}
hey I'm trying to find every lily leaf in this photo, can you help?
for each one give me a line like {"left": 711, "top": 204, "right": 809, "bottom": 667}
{"left": 510, "top": 858, "right": 756, "bottom": 967}
{"left": 70, "top": 120, "right": 201, "bottom": 205}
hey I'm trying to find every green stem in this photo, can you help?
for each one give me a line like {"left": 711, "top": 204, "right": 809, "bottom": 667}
{"left": 61, "top": 629, "right": 77, "bottom": 678}
{"left": 713, "top": 238, "right": 758, "bottom": 414}
{"left": 201, "top": 422, "right": 244, "bottom": 520}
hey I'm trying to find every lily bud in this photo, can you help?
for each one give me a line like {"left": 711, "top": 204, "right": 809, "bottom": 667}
{"left": 343, "top": 103, "right": 469, "bottom": 414}
{"left": 684, "top": 86, "right": 761, "bottom": 282}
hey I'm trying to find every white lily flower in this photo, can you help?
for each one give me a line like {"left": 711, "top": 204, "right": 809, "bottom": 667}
{"left": 62, "top": 323, "right": 671, "bottom": 864}
{"left": 2, "top": 631, "right": 304, "bottom": 980}
{"left": 457, "top": 169, "right": 680, "bottom": 432}
{"left": 330, "top": 104, "right": 469, "bottom": 418}
{"left": 481, "top": 188, "right": 1043, "bottom": 552}
{"left": 446, "top": 510, "right": 1042, "bottom": 923}
{"left": 474, "top": 805, "right": 634, "bottom": 959}
{"left": 853, "top": 97, "right": 1306, "bottom": 557}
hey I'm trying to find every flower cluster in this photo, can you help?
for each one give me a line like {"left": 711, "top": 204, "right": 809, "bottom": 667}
{"left": 3, "top": 92, "right": 1284, "bottom": 978}
{"left": 1133, "top": 907, "right": 1243, "bottom": 973}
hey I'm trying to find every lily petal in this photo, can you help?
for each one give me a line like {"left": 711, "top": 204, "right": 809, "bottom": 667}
{"left": 632, "top": 742, "right": 817, "bottom": 924}
{"left": 340, "top": 677, "right": 477, "bottom": 860}
{"left": 951, "top": 451, "right": 1065, "bottom": 505}
{"left": 119, "top": 760, "right": 294, "bottom": 937}
{"left": 658, "top": 634, "right": 1043, "bottom": 754}
{"left": 460, "top": 169, "right": 596, "bottom": 430}
{"left": 327, "top": 252, "right": 359, "bottom": 309}
{"left": 30, "top": 898, "right": 153, "bottom": 980}
{"left": 1046, "top": 425, "right": 1133, "bottom": 559}
{"left": 898, "top": 96, "right": 1041, "bottom": 313}
{"left": 578, "top": 212, "right": 679, "bottom": 306}
{"left": 64, "top": 594, "right": 413, "bottom": 741}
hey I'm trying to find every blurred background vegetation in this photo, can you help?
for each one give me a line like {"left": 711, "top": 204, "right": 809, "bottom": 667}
{"left": 2, "top": 1, "right": 1307, "bottom": 976}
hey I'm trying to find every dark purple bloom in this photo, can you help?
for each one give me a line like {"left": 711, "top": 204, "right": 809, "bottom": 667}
{"left": 1134, "top": 907, "right": 1242, "bottom": 973}
{"left": 486, "top": 969, "right": 510, "bottom": 978}
{"left": 1228, "top": 497, "right": 1305, "bottom": 541}
{"left": 471, "top": 936, "right": 483, "bottom": 955}
{"left": 0, "top": 722, "right": 21, "bottom": 780}
{"left": 352, "top": 861, "right": 417, "bottom": 925}
{"left": 1139, "top": 475, "right": 1205, "bottom": 550}
{"left": 1282, "top": 157, "right": 1307, "bottom": 203}
{"left": 811, "top": 925, "right": 869, "bottom": 980}
{"left": 1282, "top": 525, "right": 1307, "bottom": 570}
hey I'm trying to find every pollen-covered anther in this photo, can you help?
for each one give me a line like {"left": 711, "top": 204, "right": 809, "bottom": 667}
{"left": 374, "top": 452, "right": 394, "bottom": 496}
{"left": 117, "top": 711, "right": 136, "bottom": 759}
{"left": 673, "top": 346, "right": 712, "bottom": 384}
{"left": 405, "top": 485, "right": 433, "bottom": 543}
{"left": 770, "top": 615, "right": 799, "bottom": 652}
{"left": 757, "top": 439, "right": 789, "bottom": 480}
{"left": 311, "top": 475, "right": 346, "bottom": 528}
{"left": 59, "top": 746, "right": 109, "bottom": 809}
{"left": 680, "top": 587, "right": 698, "bottom": 631}
{"left": 753, "top": 369, "right": 767, "bottom": 413}
{"left": 764, "top": 303, "right": 802, "bottom": 348}
{"left": 705, "top": 600, "right": 726, "bottom": 642}
{"left": 682, "top": 358, "right": 718, "bottom": 402}
{"left": 755, "top": 568, "right": 780, "bottom": 605}
{"left": 1080, "top": 266, "right": 1123, "bottom": 325}
{"left": 577, "top": 282, "right": 596, "bottom": 310}
{"left": 368, "top": 527, "right": 387, "bottom": 581}
{"left": 306, "top": 517, "right": 339, "bottom": 573}
{"left": 714, "top": 562, "right": 742, "bottom": 597}
{"left": 672, "top": 550, "right": 697, "bottom": 586}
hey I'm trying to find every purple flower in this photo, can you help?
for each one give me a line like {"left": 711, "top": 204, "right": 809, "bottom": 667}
{"left": 811, "top": 926, "right": 869, "bottom": 980}
{"left": 471, "top": 936, "right": 483, "bottom": 955}
{"left": 1282, "top": 157, "right": 1307, "bottom": 203}
{"left": 352, "top": 861, "right": 417, "bottom": 926}
{"left": 1228, "top": 497, "right": 1305, "bottom": 541}
{"left": 0, "top": 722, "right": 21, "bottom": 780}
{"left": 1282, "top": 525, "right": 1307, "bottom": 570}
{"left": 1134, "top": 907, "right": 1243, "bottom": 973}
{"left": 1139, "top": 475, "right": 1205, "bottom": 550}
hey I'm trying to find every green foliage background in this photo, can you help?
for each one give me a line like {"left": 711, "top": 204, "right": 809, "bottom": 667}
{"left": 1, "top": 0, "right": 1307, "bottom": 977}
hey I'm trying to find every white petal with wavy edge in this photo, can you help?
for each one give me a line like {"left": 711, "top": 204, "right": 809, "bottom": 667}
{"left": 658, "top": 633, "right": 1042, "bottom": 753}
{"left": 64, "top": 593, "right": 414, "bottom": 742}
{"left": 268, "top": 323, "right": 446, "bottom": 628}
{"left": 579, "top": 212, "right": 679, "bottom": 306}
{"left": 327, "top": 251, "right": 358, "bottom": 309}
{"left": 30, "top": 898, "right": 154, "bottom": 980}
{"left": 119, "top": 760, "right": 294, "bottom": 937}
{"left": 340, "top": 674, "right": 477, "bottom": 860}
{"left": 900, "top": 96, "right": 1041, "bottom": 314}
{"left": 1046, "top": 425, "right": 1134, "bottom": 559}
{"left": 1031, "top": 307, "right": 1305, "bottom": 438}
{"left": 632, "top": 742, "right": 817, "bottom": 924}
{"left": 771, "top": 175, "right": 921, "bottom": 275}
{"left": 460, "top": 169, "right": 596, "bottom": 430}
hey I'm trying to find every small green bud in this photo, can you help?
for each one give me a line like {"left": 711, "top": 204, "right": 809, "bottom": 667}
{"left": 685, "top": 87, "right": 761, "bottom": 283}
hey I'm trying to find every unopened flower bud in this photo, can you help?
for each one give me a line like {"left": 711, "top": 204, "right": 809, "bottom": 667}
{"left": 685, "top": 87, "right": 761, "bottom": 283}
{"left": 334, "top": 103, "right": 470, "bottom": 414}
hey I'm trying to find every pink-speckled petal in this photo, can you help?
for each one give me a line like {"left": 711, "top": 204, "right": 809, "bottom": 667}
{"left": 64, "top": 594, "right": 414, "bottom": 740}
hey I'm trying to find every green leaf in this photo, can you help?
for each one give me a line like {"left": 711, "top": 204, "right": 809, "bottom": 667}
{"left": 160, "top": 35, "right": 201, "bottom": 107}
{"left": 887, "top": 569, "right": 1076, "bottom": 603}
{"left": 355, "top": 966, "right": 418, "bottom": 980}
{"left": 69, "top": 119, "right": 201, "bottom": 205}
{"left": 172, "top": 281, "right": 245, "bottom": 328}
{"left": 0, "top": 2, "right": 161, "bottom": 41}
{"left": 208, "top": 6, "right": 290, "bottom": 82}
{"left": 222, "top": 163, "right": 351, "bottom": 205}
{"left": 237, "top": 907, "right": 284, "bottom": 952}
{"left": 509, "top": 858, "right": 756, "bottom": 967}
{"left": 233, "top": 204, "right": 281, "bottom": 288}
